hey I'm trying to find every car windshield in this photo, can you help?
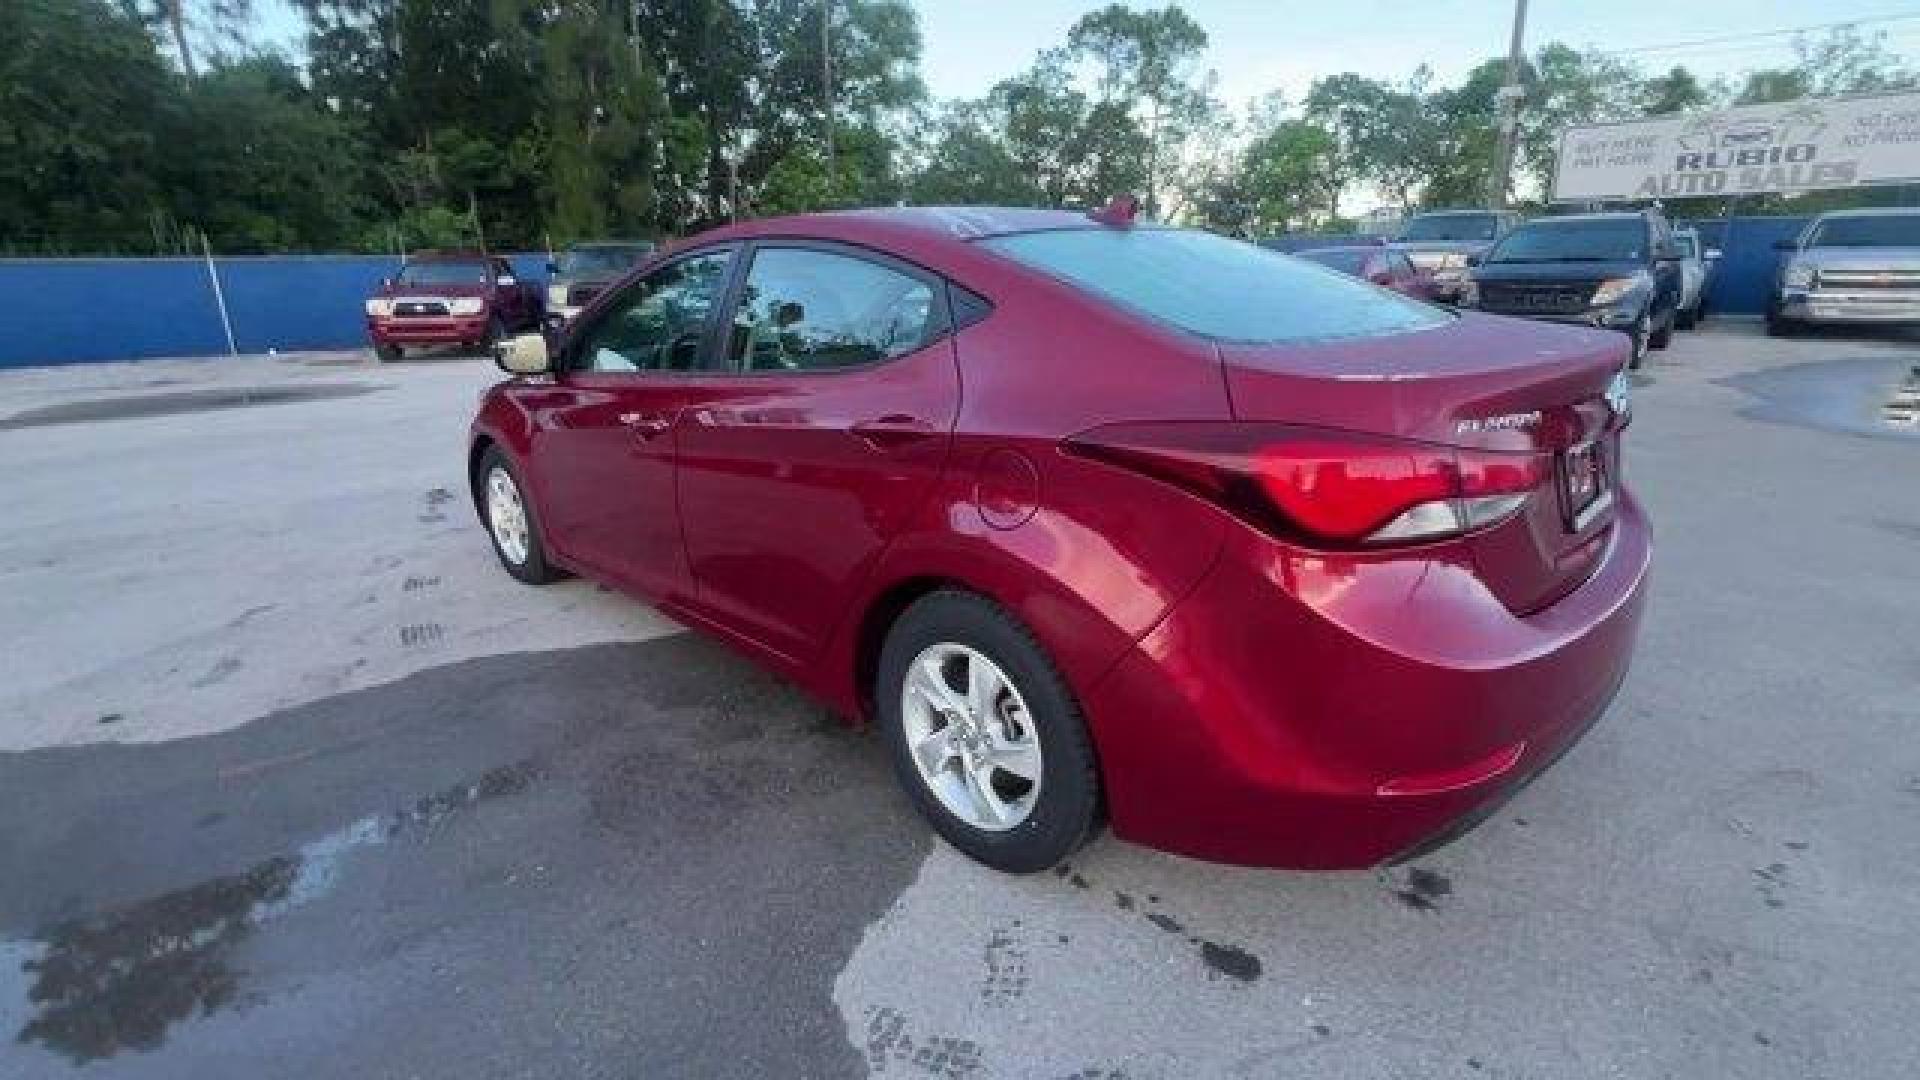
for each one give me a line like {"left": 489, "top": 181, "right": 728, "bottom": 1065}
{"left": 981, "top": 228, "right": 1447, "bottom": 343}
{"left": 1399, "top": 214, "right": 1497, "bottom": 242}
{"left": 1807, "top": 215, "right": 1920, "bottom": 248}
{"left": 1487, "top": 220, "right": 1646, "bottom": 263}
{"left": 1297, "top": 249, "right": 1370, "bottom": 275}
{"left": 1675, "top": 234, "right": 1697, "bottom": 258}
{"left": 558, "top": 245, "right": 652, "bottom": 277}
{"left": 397, "top": 261, "right": 488, "bottom": 286}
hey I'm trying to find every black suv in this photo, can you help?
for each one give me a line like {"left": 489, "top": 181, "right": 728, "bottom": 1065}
{"left": 1461, "top": 209, "right": 1684, "bottom": 367}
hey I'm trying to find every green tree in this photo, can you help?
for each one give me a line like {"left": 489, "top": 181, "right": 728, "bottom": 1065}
{"left": 0, "top": 0, "right": 175, "bottom": 253}
{"left": 1066, "top": 3, "right": 1212, "bottom": 215}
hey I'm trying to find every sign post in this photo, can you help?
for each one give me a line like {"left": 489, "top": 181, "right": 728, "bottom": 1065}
{"left": 1552, "top": 91, "right": 1920, "bottom": 204}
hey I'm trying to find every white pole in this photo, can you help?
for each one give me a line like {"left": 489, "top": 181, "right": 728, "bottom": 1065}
{"left": 201, "top": 230, "right": 238, "bottom": 357}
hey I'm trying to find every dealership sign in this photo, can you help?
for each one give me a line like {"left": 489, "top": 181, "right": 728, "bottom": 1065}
{"left": 1552, "top": 92, "right": 1920, "bottom": 202}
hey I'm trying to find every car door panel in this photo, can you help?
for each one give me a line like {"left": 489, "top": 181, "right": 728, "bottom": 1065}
{"left": 675, "top": 244, "right": 962, "bottom": 667}
{"left": 523, "top": 247, "right": 740, "bottom": 602}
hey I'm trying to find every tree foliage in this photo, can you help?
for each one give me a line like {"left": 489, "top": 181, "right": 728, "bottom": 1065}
{"left": 4, "top": 0, "right": 1916, "bottom": 255}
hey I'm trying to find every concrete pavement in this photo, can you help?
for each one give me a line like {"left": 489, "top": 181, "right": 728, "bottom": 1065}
{"left": 2, "top": 330, "right": 1916, "bottom": 1078}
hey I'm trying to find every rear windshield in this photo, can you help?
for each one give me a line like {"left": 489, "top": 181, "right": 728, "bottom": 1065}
{"left": 1806, "top": 215, "right": 1920, "bottom": 248}
{"left": 980, "top": 228, "right": 1446, "bottom": 343}
{"left": 1400, "top": 214, "right": 1498, "bottom": 242}
{"left": 1297, "top": 248, "right": 1369, "bottom": 274}
{"left": 1486, "top": 219, "right": 1647, "bottom": 264}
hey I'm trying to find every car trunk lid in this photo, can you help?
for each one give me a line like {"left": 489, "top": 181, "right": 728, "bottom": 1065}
{"left": 1218, "top": 313, "right": 1630, "bottom": 613}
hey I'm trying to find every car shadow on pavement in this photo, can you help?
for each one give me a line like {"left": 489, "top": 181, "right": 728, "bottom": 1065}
{"left": 0, "top": 635, "right": 928, "bottom": 1079}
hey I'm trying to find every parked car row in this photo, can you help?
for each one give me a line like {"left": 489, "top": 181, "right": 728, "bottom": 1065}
{"left": 1294, "top": 208, "right": 1721, "bottom": 368}
{"left": 363, "top": 242, "right": 654, "bottom": 362}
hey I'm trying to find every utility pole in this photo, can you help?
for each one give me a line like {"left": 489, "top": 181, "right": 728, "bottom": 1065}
{"left": 1485, "top": 0, "right": 1529, "bottom": 208}
{"left": 821, "top": 0, "right": 836, "bottom": 183}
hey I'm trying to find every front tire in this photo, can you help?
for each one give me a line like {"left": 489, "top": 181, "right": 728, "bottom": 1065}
{"left": 877, "top": 591, "right": 1102, "bottom": 874}
{"left": 375, "top": 343, "right": 403, "bottom": 364}
{"left": 1649, "top": 309, "right": 1673, "bottom": 350}
{"left": 1627, "top": 312, "right": 1651, "bottom": 368}
{"left": 476, "top": 447, "right": 561, "bottom": 584}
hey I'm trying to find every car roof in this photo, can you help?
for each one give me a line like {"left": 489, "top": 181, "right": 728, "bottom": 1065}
{"left": 1410, "top": 208, "right": 1500, "bottom": 217}
{"left": 1814, "top": 206, "right": 1920, "bottom": 220}
{"left": 1524, "top": 212, "right": 1649, "bottom": 224}
{"left": 713, "top": 206, "right": 1101, "bottom": 244}
{"left": 1297, "top": 245, "right": 1384, "bottom": 255}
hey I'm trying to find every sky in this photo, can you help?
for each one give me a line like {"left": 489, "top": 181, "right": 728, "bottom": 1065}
{"left": 250, "top": 0, "right": 1920, "bottom": 108}
{"left": 916, "top": 0, "right": 1920, "bottom": 107}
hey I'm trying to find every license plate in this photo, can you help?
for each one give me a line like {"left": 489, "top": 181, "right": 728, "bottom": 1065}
{"left": 1558, "top": 443, "right": 1608, "bottom": 530}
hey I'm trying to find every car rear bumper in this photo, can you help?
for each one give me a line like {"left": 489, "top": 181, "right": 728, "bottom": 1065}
{"left": 1778, "top": 290, "right": 1920, "bottom": 324}
{"left": 369, "top": 316, "right": 491, "bottom": 345}
{"left": 1084, "top": 491, "right": 1651, "bottom": 870}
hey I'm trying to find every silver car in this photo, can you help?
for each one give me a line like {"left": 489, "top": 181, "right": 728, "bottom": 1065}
{"left": 1770, "top": 207, "right": 1920, "bottom": 336}
{"left": 1672, "top": 228, "right": 1718, "bottom": 330}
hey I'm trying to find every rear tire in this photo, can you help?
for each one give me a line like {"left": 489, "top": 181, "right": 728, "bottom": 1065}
{"left": 375, "top": 343, "right": 403, "bottom": 364}
{"left": 877, "top": 590, "right": 1102, "bottom": 874}
{"left": 476, "top": 447, "right": 561, "bottom": 585}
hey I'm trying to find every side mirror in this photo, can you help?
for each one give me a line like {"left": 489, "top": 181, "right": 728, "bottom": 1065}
{"left": 493, "top": 332, "right": 550, "bottom": 375}
{"left": 1705, "top": 248, "right": 1723, "bottom": 261}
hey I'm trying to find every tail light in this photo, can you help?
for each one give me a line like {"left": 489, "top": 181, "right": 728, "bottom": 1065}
{"left": 1065, "top": 423, "right": 1545, "bottom": 547}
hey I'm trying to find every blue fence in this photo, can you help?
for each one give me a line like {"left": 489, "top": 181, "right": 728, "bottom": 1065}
{"left": 1680, "top": 216, "right": 1807, "bottom": 317}
{"left": 0, "top": 219, "right": 1818, "bottom": 368}
{"left": 0, "top": 253, "right": 551, "bottom": 369}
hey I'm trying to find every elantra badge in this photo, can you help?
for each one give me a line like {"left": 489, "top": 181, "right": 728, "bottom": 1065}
{"left": 1455, "top": 410, "right": 1542, "bottom": 436}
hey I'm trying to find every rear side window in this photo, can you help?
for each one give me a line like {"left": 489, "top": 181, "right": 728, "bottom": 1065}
{"left": 728, "top": 247, "right": 937, "bottom": 372}
{"left": 980, "top": 229, "right": 1446, "bottom": 343}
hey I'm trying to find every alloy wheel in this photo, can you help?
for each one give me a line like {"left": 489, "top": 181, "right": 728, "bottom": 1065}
{"left": 900, "top": 642, "right": 1043, "bottom": 832}
{"left": 486, "top": 466, "right": 530, "bottom": 566}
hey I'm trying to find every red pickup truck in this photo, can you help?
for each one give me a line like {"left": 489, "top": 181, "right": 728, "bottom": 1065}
{"left": 364, "top": 251, "right": 544, "bottom": 362}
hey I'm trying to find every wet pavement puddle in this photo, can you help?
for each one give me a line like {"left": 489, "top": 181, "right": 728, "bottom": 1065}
{"left": 1720, "top": 357, "right": 1920, "bottom": 440}
{"left": 0, "top": 384, "right": 377, "bottom": 430}
{"left": 2, "top": 760, "right": 540, "bottom": 1063}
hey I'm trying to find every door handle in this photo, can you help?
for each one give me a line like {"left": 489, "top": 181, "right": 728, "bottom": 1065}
{"left": 850, "top": 414, "right": 937, "bottom": 450}
{"left": 619, "top": 411, "right": 674, "bottom": 440}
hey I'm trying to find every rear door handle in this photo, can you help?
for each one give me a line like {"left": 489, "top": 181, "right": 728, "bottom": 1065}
{"left": 850, "top": 414, "right": 937, "bottom": 450}
{"left": 619, "top": 411, "right": 674, "bottom": 440}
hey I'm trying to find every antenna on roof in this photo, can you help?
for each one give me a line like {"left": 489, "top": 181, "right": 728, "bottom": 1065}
{"left": 1088, "top": 193, "right": 1141, "bottom": 228}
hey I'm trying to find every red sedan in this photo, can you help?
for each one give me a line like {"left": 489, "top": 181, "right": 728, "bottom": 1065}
{"left": 470, "top": 206, "right": 1649, "bottom": 873}
{"left": 1296, "top": 244, "right": 1438, "bottom": 300}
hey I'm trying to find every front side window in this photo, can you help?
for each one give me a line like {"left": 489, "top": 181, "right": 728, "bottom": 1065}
{"left": 728, "top": 248, "right": 937, "bottom": 372}
{"left": 982, "top": 228, "right": 1446, "bottom": 343}
{"left": 1486, "top": 220, "right": 1647, "bottom": 264}
{"left": 572, "top": 249, "right": 734, "bottom": 373}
